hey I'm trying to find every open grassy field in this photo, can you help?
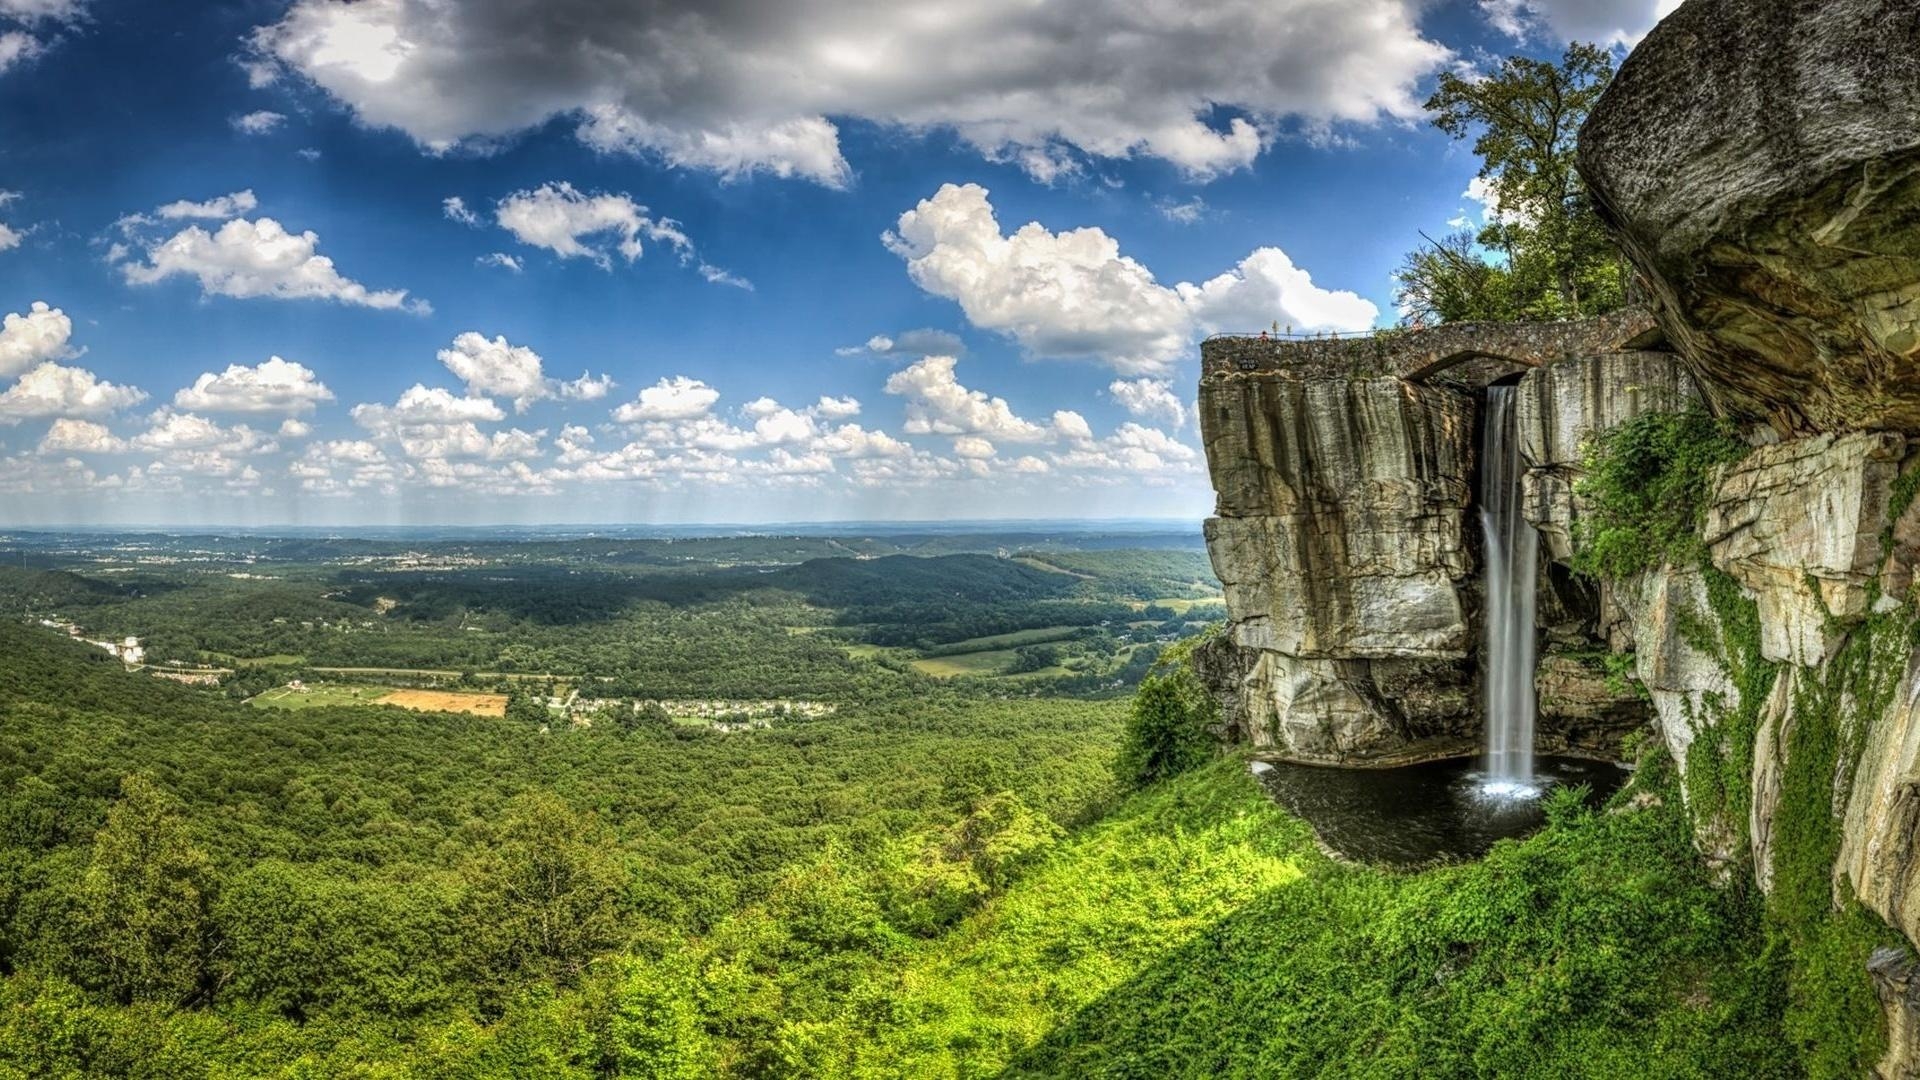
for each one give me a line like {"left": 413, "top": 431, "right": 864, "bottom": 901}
{"left": 910, "top": 626, "right": 1086, "bottom": 678}
{"left": 911, "top": 649, "right": 1021, "bottom": 677}
{"left": 923, "top": 625, "right": 1083, "bottom": 654}
{"left": 912, "top": 650, "right": 1071, "bottom": 679}
{"left": 375, "top": 688, "right": 508, "bottom": 717}
{"left": 1131, "top": 597, "right": 1217, "bottom": 614}
{"left": 1012, "top": 556, "right": 1094, "bottom": 579}
{"left": 249, "top": 683, "right": 398, "bottom": 710}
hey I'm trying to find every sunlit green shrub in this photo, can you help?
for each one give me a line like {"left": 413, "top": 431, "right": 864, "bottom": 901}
{"left": 1114, "top": 638, "right": 1219, "bottom": 787}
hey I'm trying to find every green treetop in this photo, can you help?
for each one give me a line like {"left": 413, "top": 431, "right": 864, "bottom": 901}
{"left": 1396, "top": 42, "right": 1626, "bottom": 325}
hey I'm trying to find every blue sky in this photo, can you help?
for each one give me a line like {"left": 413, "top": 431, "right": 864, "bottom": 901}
{"left": 0, "top": 0, "right": 1673, "bottom": 526}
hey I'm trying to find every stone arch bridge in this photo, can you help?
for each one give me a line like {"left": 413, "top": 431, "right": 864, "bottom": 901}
{"left": 1200, "top": 306, "right": 1660, "bottom": 385}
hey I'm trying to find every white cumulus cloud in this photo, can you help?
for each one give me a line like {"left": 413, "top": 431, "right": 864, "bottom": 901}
{"left": 887, "top": 183, "right": 1376, "bottom": 373}
{"left": 884, "top": 355, "right": 1048, "bottom": 442}
{"left": 0, "top": 362, "right": 146, "bottom": 424}
{"left": 156, "top": 190, "right": 260, "bottom": 220}
{"left": 133, "top": 409, "right": 275, "bottom": 454}
{"left": 353, "top": 384, "right": 504, "bottom": 427}
{"left": 427, "top": 332, "right": 614, "bottom": 415}
{"left": 0, "top": 300, "right": 76, "bottom": 377}
{"left": 1178, "top": 247, "right": 1380, "bottom": 337}
{"left": 38, "top": 418, "right": 124, "bottom": 454}
{"left": 811, "top": 395, "right": 860, "bottom": 420}
{"left": 251, "top": 0, "right": 1449, "bottom": 183}
{"left": 494, "top": 182, "right": 684, "bottom": 268}
{"left": 952, "top": 435, "right": 995, "bottom": 460}
{"left": 1108, "top": 377, "right": 1187, "bottom": 429}
{"left": 558, "top": 371, "right": 612, "bottom": 402}
{"left": 120, "top": 215, "right": 429, "bottom": 313}
{"left": 348, "top": 385, "right": 535, "bottom": 463}
{"left": 1052, "top": 421, "right": 1199, "bottom": 474}
{"left": 173, "top": 356, "right": 334, "bottom": 414}
{"left": 613, "top": 376, "right": 720, "bottom": 423}
{"left": 1051, "top": 410, "right": 1093, "bottom": 443}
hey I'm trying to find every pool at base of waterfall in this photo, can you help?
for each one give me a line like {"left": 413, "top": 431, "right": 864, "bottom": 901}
{"left": 1250, "top": 756, "right": 1631, "bottom": 869}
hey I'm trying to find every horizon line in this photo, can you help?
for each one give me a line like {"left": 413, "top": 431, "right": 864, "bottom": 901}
{"left": 0, "top": 515, "right": 1208, "bottom": 534}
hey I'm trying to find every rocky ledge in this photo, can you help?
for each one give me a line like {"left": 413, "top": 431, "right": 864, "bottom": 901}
{"left": 1196, "top": 318, "right": 1666, "bottom": 766}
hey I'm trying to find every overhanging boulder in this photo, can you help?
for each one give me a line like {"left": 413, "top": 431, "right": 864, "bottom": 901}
{"left": 1579, "top": 0, "right": 1920, "bottom": 434}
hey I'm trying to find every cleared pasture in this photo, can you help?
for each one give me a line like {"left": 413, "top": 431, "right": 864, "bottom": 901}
{"left": 376, "top": 689, "right": 509, "bottom": 717}
{"left": 250, "top": 683, "right": 510, "bottom": 717}
{"left": 250, "top": 684, "right": 397, "bottom": 710}
{"left": 921, "top": 625, "right": 1083, "bottom": 654}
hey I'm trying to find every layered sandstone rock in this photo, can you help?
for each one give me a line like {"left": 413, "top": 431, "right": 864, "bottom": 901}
{"left": 1514, "top": 350, "right": 1701, "bottom": 562}
{"left": 1190, "top": 641, "right": 1475, "bottom": 764}
{"left": 1532, "top": 651, "right": 1654, "bottom": 757}
{"left": 1579, "top": 0, "right": 1920, "bottom": 435}
{"left": 1197, "top": 370, "right": 1479, "bottom": 762}
{"left": 1704, "top": 432, "right": 1907, "bottom": 664}
{"left": 1840, "top": 662, "right": 1920, "bottom": 951}
{"left": 1615, "top": 565, "right": 1741, "bottom": 764}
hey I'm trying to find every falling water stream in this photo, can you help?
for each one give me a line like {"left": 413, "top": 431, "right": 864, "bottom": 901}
{"left": 1479, "top": 385, "right": 1538, "bottom": 795}
{"left": 1249, "top": 383, "right": 1623, "bottom": 862}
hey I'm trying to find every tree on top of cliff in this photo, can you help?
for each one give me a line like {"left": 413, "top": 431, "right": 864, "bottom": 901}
{"left": 1395, "top": 43, "right": 1626, "bottom": 325}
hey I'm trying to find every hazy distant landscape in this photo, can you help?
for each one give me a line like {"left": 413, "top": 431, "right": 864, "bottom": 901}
{"left": 0, "top": 524, "right": 1217, "bottom": 697}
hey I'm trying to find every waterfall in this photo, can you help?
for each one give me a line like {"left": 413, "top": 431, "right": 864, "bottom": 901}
{"left": 1479, "top": 384, "right": 1538, "bottom": 792}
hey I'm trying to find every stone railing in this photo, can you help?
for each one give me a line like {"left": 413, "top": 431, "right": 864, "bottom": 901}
{"left": 1201, "top": 306, "right": 1659, "bottom": 382}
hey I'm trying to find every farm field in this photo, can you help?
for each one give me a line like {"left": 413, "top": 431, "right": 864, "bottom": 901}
{"left": 1136, "top": 597, "right": 1213, "bottom": 614}
{"left": 912, "top": 648, "right": 1072, "bottom": 679}
{"left": 377, "top": 688, "right": 509, "bottom": 717}
{"left": 834, "top": 641, "right": 890, "bottom": 660}
{"left": 919, "top": 625, "right": 1084, "bottom": 654}
{"left": 249, "top": 682, "right": 510, "bottom": 717}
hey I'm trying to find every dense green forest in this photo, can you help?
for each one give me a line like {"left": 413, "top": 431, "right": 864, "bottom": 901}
{"left": 0, "top": 620, "right": 1830, "bottom": 1077}
{"left": 0, "top": 530, "right": 1861, "bottom": 1076}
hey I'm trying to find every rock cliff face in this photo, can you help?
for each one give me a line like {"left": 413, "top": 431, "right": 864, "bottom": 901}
{"left": 1197, "top": 369, "right": 1478, "bottom": 763}
{"left": 1579, "top": 4, "right": 1920, "bottom": 1068}
{"left": 1198, "top": 321, "right": 1662, "bottom": 765}
{"left": 1203, "top": 377, "right": 1473, "bottom": 659}
{"left": 1704, "top": 433, "right": 1907, "bottom": 665}
{"left": 1514, "top": 350, "right": 1700, "bottom": 565}
{"left": 1203, "top": 2, "right": 1920, "bottom": 1065}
